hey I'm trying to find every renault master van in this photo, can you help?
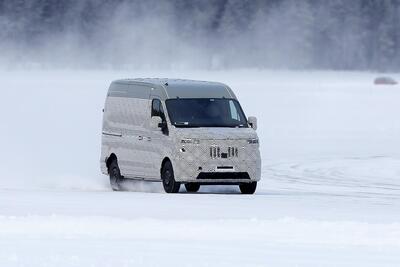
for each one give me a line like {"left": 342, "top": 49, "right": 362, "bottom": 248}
{"left": 100, "top": 79, "right": 261, "bottom": 194}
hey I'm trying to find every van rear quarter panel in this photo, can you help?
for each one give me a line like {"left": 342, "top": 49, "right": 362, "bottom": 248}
{"left": 101, "top": 83, "right": 153, "bottom": 176}
{"left": 104, "top": 96, "right": 153, "bottom": 176}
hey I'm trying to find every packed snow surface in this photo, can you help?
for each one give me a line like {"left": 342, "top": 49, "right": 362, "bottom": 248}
{"left": 1, "top": 70, "right": 400, "bottom": 266}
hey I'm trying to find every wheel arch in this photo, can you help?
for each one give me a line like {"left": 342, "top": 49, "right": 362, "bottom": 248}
{"left": 160, "top": 157, "right": 171, "bottom": 175}
{"left": 106, "top": 153, "right": 118, "bottom": 172}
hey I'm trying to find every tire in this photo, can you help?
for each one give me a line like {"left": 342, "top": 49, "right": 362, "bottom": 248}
{"left": 185, "top": 183, "right": 200, "bottom": 193}
{"left": 161, "top": 161, "right": 180, "bottom": 193}
{"left": 239, "top": 182, "right": 257, "bottom": 194}
{"left": 109, "top": 159, "right": 123, "bottom": 191}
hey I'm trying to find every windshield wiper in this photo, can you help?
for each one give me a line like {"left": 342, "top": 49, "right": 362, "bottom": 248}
{"left": 174, "top": 122, "right": 200, "bottom": 128}
{"left": 173, "top": 122, "right": 246, "bottom": 128}
{"left": 174, "top": 122, "right": 189, "bottom": 125}
{"left": 202, "top": 123, "right": 246, "bottom": 128}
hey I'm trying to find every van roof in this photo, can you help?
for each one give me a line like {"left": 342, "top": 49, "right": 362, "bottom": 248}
{"left": 110, "top": 78, "right": 236, "bottom": 100}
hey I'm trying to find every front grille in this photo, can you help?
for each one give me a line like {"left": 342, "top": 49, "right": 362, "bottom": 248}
{"left": 197, "top": 172, "right": 250, "bottom": 180}
{"left": 210, "top": 146, "right": 238, "bottom": 159}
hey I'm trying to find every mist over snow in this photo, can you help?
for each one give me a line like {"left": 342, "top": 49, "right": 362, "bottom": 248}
{"left": 1, "top": 0, "right": 400, "bottom": 70}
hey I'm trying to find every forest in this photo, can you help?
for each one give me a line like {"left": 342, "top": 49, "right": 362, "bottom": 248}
{"left": 1, "top": 0, "right": 399, "bottom": 70}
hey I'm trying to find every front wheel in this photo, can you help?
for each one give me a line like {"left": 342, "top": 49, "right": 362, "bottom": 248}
{"left": 185, "top": 183, "right": 200, "bottom": 193}
{"left": 162, "top": 161, "right": 180, "bottom": 193}
{"left": 239, "top": 182, "right": 257, "bottom": 194}
{"left": 109, "top": 159, "right": 123, "bottom": 191}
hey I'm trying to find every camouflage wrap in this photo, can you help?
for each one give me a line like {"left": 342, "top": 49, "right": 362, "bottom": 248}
{"left": 100, "top": 79, "right": 261, "bottom": 185}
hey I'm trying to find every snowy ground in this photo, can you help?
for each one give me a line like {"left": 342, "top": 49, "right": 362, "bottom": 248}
{"left": 1, "top": 70, "right": 400, "bottom": 266}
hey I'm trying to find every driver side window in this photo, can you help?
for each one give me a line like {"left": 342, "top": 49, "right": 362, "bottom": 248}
{"left": 151, "top": 99, "right": 166, "bottom": 121}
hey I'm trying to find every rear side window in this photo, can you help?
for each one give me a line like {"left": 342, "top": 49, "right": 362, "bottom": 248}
{"left": 151, "top": 99, "right": 166, "bottom": 121}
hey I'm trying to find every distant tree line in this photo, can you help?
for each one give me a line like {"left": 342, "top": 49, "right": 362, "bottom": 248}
{"left": 0, "top": 0, "right": 399, "bottom": 70}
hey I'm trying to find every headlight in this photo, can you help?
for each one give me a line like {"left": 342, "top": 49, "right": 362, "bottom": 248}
{"left": 247, "top": 138, "right": 259, "bottom": 144}
{"left": 181, "top": 138, "right": 200, "bottom": 144}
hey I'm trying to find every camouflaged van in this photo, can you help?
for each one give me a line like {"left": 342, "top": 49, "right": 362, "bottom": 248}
{"left": 100, "top": 79, "right": 261, "bottom": 194}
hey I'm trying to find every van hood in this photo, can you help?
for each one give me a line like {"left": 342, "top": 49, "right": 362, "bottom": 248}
{"left": 173, "top": 127, "right": 258, "bottom": 141}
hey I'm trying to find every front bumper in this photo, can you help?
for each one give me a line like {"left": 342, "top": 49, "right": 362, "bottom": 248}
{"left": 172, "top": 141, "right": 261, "bottom": 183}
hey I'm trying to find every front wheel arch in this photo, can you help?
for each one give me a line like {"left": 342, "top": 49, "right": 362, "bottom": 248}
{"left": 160, "top": 157, "right": 172, "bottom": 176}
{"left": 161, "top": 159, "right": 180, "bottom": 193}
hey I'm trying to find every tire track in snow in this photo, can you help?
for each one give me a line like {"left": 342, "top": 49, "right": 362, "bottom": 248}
{"left": 263, "top": 156, "right": 400, "bottom": 201}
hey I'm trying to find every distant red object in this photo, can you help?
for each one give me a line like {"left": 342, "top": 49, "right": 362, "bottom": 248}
{"left": 374, "top": 76, "right": 398, "bottom": 85}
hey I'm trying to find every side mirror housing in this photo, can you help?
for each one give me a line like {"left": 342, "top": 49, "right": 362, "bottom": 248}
{"left": 158, "top": 121, "right": 167, "bottom": 130}
{"left": 248, "top": 116, "right": 257, "bottom": 130}
{"left": 150, "top": 116, "right": 162, "bottom": 129}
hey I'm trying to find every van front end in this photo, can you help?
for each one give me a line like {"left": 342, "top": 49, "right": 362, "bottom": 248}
{"left": 163, "top": 97, "right": 261, "bottom": 193}
{"left": 171, "top": 130, "right": 261, "bottom": 185}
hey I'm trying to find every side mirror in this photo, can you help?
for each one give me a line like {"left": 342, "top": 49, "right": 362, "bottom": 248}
{"left": 150, "top": 116, "right": 162, "bottom": 129}
{"left": 248, "top": 116, "right": 257, "bottom": 130}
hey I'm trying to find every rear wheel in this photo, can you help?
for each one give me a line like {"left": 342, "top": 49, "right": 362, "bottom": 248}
{"left": 109, "top": 159, "right": 123, "bottom": 191}
{"left": 239, "top": 182, "right": 257, "bottom": 194}
{"left": 162, "top": 161, "right": 180, "bottom": 193}
{"left": 185, "top": 183, "right": 200, "bottom": 193}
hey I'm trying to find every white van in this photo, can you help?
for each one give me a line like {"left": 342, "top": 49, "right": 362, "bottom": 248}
{"left": 100, "top": 78, "right": 261, "bottom": 194}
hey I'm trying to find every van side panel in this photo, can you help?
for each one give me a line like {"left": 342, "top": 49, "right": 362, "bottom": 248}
{"left": 108, "top": 82, "right": 150, "bottom": 99}
{"left": 101, "top": 83, "right": 152, "bottom": 177}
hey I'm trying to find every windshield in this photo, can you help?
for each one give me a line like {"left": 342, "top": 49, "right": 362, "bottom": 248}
{"left": 165, "top": 98, "right": 248, "bottom": 128}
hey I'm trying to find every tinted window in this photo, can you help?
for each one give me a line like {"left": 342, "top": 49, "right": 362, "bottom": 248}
{"left": 165, "top": 98, "right": 248, "bottom": 128}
